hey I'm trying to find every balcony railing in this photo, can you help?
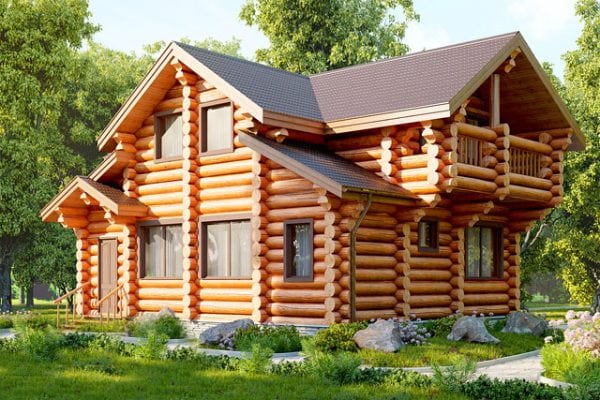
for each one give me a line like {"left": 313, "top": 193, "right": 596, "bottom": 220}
{"left": 509, "top": 147, "right": 541, "bottom": 177}
{"left": 457, "top": 135, "right": 485, "bottom": 167}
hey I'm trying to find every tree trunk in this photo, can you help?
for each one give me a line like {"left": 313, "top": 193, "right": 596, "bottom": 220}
{"left": 26, "top": 279, "right": 34, "bottom": 308}
{"left": 20, "top": 286, "right": 25, "bottom": 305}
{"left": 0, "top": 258, "right": 13, "bottom": 312}
{"left": 592, "top": 287, "right": 600, "bottom": 314}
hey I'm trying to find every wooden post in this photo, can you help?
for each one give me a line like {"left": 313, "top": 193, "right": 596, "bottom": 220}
{"left": 490, "top": 74, "right": 500, "bottom": 127}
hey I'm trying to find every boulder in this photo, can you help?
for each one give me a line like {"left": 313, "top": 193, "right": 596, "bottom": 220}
{"left": 198, "top": 318, "right": 254, "bottom": 345}
{"left": 353, "top": 319, "right": 403, "bottom": 353}
{"left": 447, "top": 316, "right": 500, "bottom": 344}
{"left": 502, "top": 312, "right": 548, "bottom": 336}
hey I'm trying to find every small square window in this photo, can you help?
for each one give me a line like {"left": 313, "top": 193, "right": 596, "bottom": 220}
{"left": 418, "top": 219, "right": 439, "bottom": 253}
{"left": 284, "top": 219, "right": 314, "bottom": 282}
{"left": 200, "top": 102, "right": 233, "bottom": 153}
{"left": 154, "top": 113, "right": 183, "bottom": 160}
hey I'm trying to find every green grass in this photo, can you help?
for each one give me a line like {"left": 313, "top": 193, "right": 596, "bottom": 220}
{"left": 526, "top": 302, "right": 589, "bottom": 310}
{"left": 360, "top": 332, "right": 544, "bottom": 368}
{"left": 0, "top": 348, "right": 467, "bottom": 400}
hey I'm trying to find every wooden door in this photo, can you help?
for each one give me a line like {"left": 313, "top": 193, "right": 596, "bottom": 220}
{"left": 99, "top": 238, "right": 118, "bottom": 315}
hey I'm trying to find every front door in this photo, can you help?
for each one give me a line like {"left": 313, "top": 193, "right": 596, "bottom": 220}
{"left": 99, "top": 238, "right": 118, "bottom": 315}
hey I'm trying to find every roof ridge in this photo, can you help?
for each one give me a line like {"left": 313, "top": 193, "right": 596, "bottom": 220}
{"left": 309, "top": 31, "right": 520, "bottom": 79}
{"left": 174, "top": 41, "right": 310, "bottom": 81}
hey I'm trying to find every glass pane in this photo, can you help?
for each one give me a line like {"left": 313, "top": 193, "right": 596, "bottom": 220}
{"left": 161, "top": 114, "right": 182, "bottom": 158}
{"left": 291, "top": 223, "right": 312, "bottom": 278}
{"left": 207, "top": 223, "right": 229, "bottom": 276}
{"left": 480, "top": 227, "right": 494, "bottom": 278}
{"left": 418, "top": 221, "right": 431, "bottom": 248}
{"left": 466, "top": 227, "right": 480, "bottom": 278}
{"left": 165, "top": 225, "right": 182, "bottom": 278}
{"left": 230, "top": 221, "right": 251, "bottom": 277}
{"left": 206, "top": 105, "right": 232, "bottom": 151}
{"left": 144, "top": 226, "right": 162, "bottom": 277}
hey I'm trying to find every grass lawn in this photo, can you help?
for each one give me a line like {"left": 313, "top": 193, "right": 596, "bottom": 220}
{"left": 360, "top": 332, "right": 544, "bottom": 368}
{"left": 0, "top": 348, "right": 467, "bottom": 400}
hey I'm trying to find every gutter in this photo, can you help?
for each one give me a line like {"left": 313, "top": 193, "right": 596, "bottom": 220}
{"left": 349, "top": 193, "right": 373, "bottom": 322}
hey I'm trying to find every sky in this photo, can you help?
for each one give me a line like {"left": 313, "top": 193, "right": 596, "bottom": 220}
{"left": 88, "top": 0, "right": 582, "bottom": 79}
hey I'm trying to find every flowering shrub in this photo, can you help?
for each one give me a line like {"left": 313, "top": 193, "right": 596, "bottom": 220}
{"left": 397, "top": 319, "right": 430, "bottom": 345}
{"left": 563, "top": 311, "right": 600, "bottom": 357}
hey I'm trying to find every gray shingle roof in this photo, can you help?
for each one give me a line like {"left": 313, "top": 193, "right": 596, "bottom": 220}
{"left": 239, "top": 133, "right": 416, "bottom": 200}
{"left": 178, "top": 33, "right": 518, "bottom": 122}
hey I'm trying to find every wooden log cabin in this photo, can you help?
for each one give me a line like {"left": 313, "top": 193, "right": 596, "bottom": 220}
{"left": 41, "top": 32, "right": 584, "bottom": 326}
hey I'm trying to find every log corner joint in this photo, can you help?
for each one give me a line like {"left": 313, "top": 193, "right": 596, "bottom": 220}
{"left": 349, "top": 193, "right": 373, "bottom": 322}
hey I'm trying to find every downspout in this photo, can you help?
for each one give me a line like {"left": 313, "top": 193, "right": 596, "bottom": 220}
{"left": 349, "top": 193, "right": 373, "bottom": 322}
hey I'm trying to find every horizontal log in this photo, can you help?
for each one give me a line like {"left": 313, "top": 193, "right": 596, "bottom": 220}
{"left": 508, "top": 136, "right": 553, "bottom": 154}
{"left": 266, "top": 275, "right": 327, "bottom": 290}
{"left": 339, "top": 305, "right": 397, "bottom": 320}
{"left": 409, "top": 269, "right": 452, "bottom": 281}
{"left": 409, "top": 281, "right": 452, "bottom": 294}
{"left": 197, "top": 198, "right": 252, "bottom": 214}
{"left": 505, "top": 173, "right": 553, "bottom": 190}
{"left": 137, "top": 279, "right": 182, "bottom": 289}
{"left": 408, "top": 295, "right": 452, "bottom": 307}
{"left": 409, "top": 257, "right": 452, "bottom": 270}
{"left": 198, "top": 288, "right": 253, "bottom": 302}
{"left": 136, "top": 300, "right": 183, "bottom": 312}
{"left": 456, "top": 163, "right": 498, "bottom": 180}
{"left": 442, "top": 176, "right": 497, "bottom": 193}
{"left": 198, "top": 159, "right": 254, "bottom": 177}
{"left": 137, "top": 181, "right": 183, "bottom": 196}
{"left": 506, "top": 184, "right": 553, "bottom": 202}
{"left": 463, "top": 281, "right": 509, "bottom": 293}
{"left": 198, "top": 147, "right": 253, "bottom": 165}
{"left": 267, "top": 303, "right": 327, "bottom": 317}
{"left": 451, "top": 123, "right": 497, "bottom": 141}
{"left": 394, "top": 154, "right": 429, "bottom": 170}
{"left": 198, "top": 301, "right": 253, "bottom": 315}
{"left": 463, "top": 293, "right": 510, "bottom": 306}
{"left": 408, "top": 307, "right": 452, "bottom": 319}
{"left": 198, "top": 279, "right": 252, "bottom": 289}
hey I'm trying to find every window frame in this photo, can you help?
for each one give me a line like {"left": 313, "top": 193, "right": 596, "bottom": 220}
{"left": 199, "top": 213, "right": 253, "bottom": 280}
{"left": 465, "top": 224, "right": 504, "bottom": 280}
{"left": 199, "top": 99, "right": 234, "bottom": 156}
{"left": 283, "top": 218, "right": 314, "bottom": 282}
{"left": 137, "top": 218, "right": 184, "bottom": 280}
{"left": 417, "top": 218, "right": 439, "bottom": 254}
{"left": 154, "top": 109, "right": 184, "bottom": 163}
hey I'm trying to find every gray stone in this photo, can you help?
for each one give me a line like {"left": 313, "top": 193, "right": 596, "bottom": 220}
{"left": 198, "top": 318, "right": 254, "bottom": 345}
{"left": 157, "top": 307, "right": 177, "bottom": 318}
{"left": 447, "top": 316, "right": 500, "bottom": 344}
{"left": 502, "top": 312, "right": 548, "bottom": 336}
{"left": 353, "top": 319, "right": 403, "bottom": 353}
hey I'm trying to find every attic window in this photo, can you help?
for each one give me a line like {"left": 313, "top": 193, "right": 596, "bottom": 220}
{"left": 200, "top": 100, "right": 233, "bottom": 154}
{"left": 154, "top": 111, "right": 183, "bottom": 161}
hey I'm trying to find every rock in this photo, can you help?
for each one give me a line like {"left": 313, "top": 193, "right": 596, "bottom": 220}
{"left": 447, "top": 316, "right": 500, "bottom": 344}
{"left": 134, "top": 307, "right": 176, "bottom": 323}
{"left": 502, "top": 312, "right": 548, "bottom": 336}
{"left": 353, "top": 319, "right": 403, "bottom": 353}
{"left": 198, "top": 318, "right": 254, "bottom": 345}
{"left": 157, "top": 307, "right": 177, "bottom": 318}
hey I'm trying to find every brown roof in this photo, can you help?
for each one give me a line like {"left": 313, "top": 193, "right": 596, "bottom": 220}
{"left": 239, "top": 132, "right": 417, "bottom": 201}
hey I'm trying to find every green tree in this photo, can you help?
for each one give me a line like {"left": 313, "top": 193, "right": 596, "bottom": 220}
{"left": 142, "top": 36, "right": 243, "bottom": 62}
{"left": 239, "top": 0, "right": 418, "bottom": 74}
{"left": 521, "top": 0, "right": 600, "bottom": 310}
{"left": 0, "top": 0, "right": 98, "bottom": 311}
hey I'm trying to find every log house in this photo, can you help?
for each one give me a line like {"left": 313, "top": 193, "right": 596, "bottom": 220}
{"left": 41, "top": 32, "right": 584, "bottom": 326}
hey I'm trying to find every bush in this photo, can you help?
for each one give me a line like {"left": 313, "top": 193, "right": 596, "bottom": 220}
{"left": 19, "top": 327, "right": 64, "bottom": 360}
{"left": 459, "top": 376, "right": 565, "bottom": 400}
{"left": 431, "top": 357, "right": 476, "bottom": 393}
{"left": 563, "top": 311, "right": 600, "bottom": 357}
{"left": 386, "top": 369, "right": 432, "bottom": 388}
{"left": 134, "top": 331, "right": 168, "bottom": 359}
{"left": 313, "top": 321, "right": 368, "bottom": 353}
{"left": 233, "top": 324, "right": 301, "bottom": 353}
{"left": 307, "top": 351, "right": 362, "bottom": 385}
{"left": 237, "top": 344, "right": 273, "bottom": 374}
{"left": 62, "top": 332, "right": 96, "bottom": 349}
{"left": 270, "top": 360, "right": 308, "bottom": 376}
{"left": 88, "top": 333, "right": 135, "bottom": 357}
{"left": 75, "top": 355, "right": 119, "bottom": 375}
{"left": 425, "top": 313, "right": 462, "bottom": 337}
{"left": 397, "top": 320, "right": 430, "bottom": 345}
{"left": 13, "top": 313, "right": 53, "bottom": 331}
{"left": 127, "top": 314, "right": 185, "bottom": 339}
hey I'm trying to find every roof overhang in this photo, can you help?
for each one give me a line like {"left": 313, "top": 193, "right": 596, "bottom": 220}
{"left": 40, "top": 176, "right": 147, "bottom": 225}
{"left": 89, "top": 151, "right": 135, "bottom": 183}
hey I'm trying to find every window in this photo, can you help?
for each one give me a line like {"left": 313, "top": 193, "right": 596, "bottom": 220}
{"left": 202, "top": 219, "right": 251, "bottom": 278}
{"left": 466, "top": 225, "right": 503, "bottom": 279}
{"left": 284, "top": 219, "right": 314, "bottom": 282}
{"left": 155, "top": 112, "right": 183, "bottom": 160}
{"left": 418, "top": 219, "right": 439, "bottom": 253}
{"left": 200, "top": 101, "right": 233, "bottom": 153}
{"left": 140, "top": 224, "right": 182, "bottom": 278}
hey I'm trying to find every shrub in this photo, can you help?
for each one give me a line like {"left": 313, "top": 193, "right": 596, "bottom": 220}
{"left": 237, "top": 344, "right": 273, "bottom": 374}
{"left": 431, "top": 357, "right": 476, "bottom": 393}
{"left": 234, "top": 324, "right": 301, "bottom": 353}
{"left": 0, "top": 338, "right": 20, "bottom": 353}
{"left": 307, "top": 351, "right": 362, "bottom": 385}
{"left": 13, "top": 313, "right": 53, "bottom": 331}
{"left": 425, "top": 313, "right": 462, "bottom": 337}
{"left": 563, "top": 311, "right": 600, "bottom": 357}
{"left": 19, "top": 327, "right": 64, "bottom": 360}
{"left": 88, "top": 333, "right": 135, "bottom": 357}
{"left": 0, "top": 314, "right": 13, "bottom": 329}
{"left": 62, "top": 332, "right": 96, "bottom": 349}
{"left": 386, "top": 369, "right": 432, "bottom": 388}
{"left": 459, "top": 376, "right": 565, "bottom": 400}
{"left": 270, "top": 360, "right": 308, "bottom": 376}
{"left": 75, "top": 355, "right": 119, "bottom": 375}
{"left": 127, "top": 314, "right": 185, "bottom": 339}
{"left": 313, "top": 321, "right": 368, "bottom": 353}
{"left": 397, "top": 320, "right": 430, "bottom": 345}
{"left": 134, "top": 331, "right": 168, "bottom": 359}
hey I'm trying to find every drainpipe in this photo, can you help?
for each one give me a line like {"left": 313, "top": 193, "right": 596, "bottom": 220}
{"left": 349, "top": 193, "right": 373, "bottom": 322}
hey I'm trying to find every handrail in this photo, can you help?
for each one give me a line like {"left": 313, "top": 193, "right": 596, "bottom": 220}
{"left": 53, "top": 282, "right": 91, "bottom": 304}
{"left": 97, "top": 283, "right": 125, "bottom": 324}
{"left": 53, "top": 282, "right": 91, "bottom": 328}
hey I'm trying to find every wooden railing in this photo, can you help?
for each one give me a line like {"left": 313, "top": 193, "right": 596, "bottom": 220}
{"left": 53, "top": 282, "right": 91, "bottom": 328}
{"left": 457, "top": 135, "right": 485, "bottom": 167}
{"left": 510, "top": 147, "right": 541, "bottom": 177}
{"left": 97, "top": 283, "right": 125, "bottom": 325}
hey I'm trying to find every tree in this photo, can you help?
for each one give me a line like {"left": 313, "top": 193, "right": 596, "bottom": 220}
{"left": 239, "top": 0, "right": 418, "bottom": 74}
{"left": 520, "top": 0, "right": 600, "bottom": 311}
{"left": 142, "top": 36, "right": 243, "bottom": 62}
{"left": 0, "top": 0, "right": 98, "bottom": 311}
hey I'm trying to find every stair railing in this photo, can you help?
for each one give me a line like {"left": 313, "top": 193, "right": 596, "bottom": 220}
{"left": 53, "top": 282, "right": 91, "bottom": 328}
